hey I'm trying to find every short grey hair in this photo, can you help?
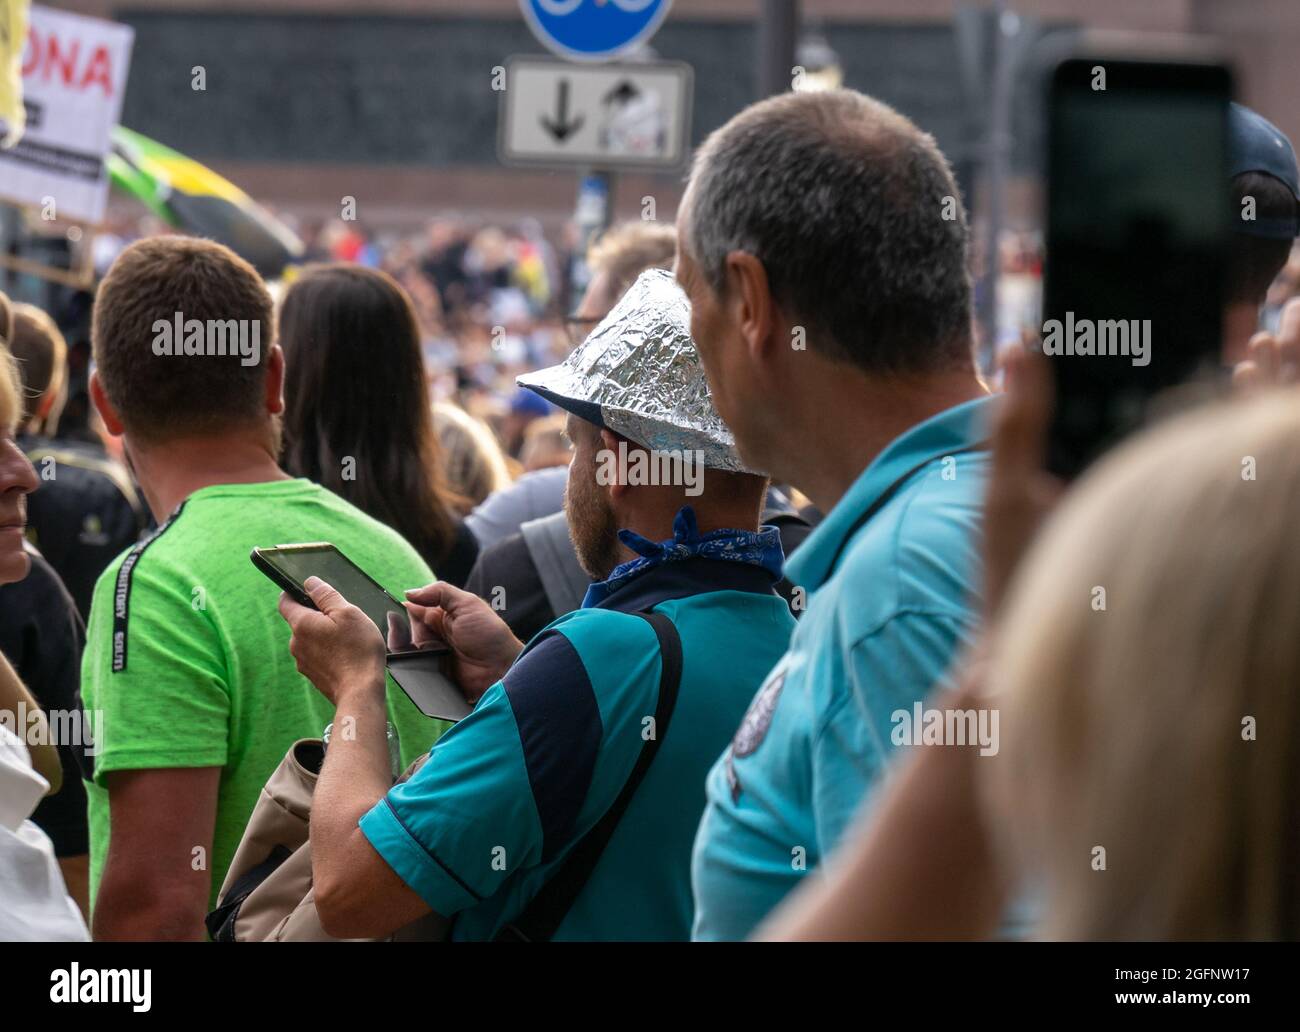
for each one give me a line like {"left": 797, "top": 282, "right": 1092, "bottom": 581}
{"left": 684, "top": 89, "right": 973, "bottom": 375}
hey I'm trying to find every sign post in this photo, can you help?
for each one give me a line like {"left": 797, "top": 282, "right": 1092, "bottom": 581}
{"left": 513, "top": 0, "right": 680, "bottom": 310}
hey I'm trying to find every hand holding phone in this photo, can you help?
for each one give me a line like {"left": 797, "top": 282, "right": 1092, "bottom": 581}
{"left": 253, "top": 543, "right": 472, "bottom": 722}
{"left": 275, "top": 576, "right": 390, "bottom": 707}
{"left": 403, "top": 581, "right": 526, "bottom": 705}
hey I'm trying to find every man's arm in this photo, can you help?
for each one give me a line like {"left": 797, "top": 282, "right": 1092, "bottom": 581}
{"left": 93, "top": 766, "right": 219, "bottom": 941}
{"left": 281, "top": 577, "right": 558, "bottom": 940}
{"left": 310, "top": 675, "right": 434, "bottom": 939}
{"left": 279, "top": 577, "right": 470, "bottom": 939}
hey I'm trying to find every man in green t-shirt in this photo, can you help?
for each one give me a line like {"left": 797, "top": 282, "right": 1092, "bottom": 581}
{"left": 77, "top": 236, "right": 448, "bottom": 940}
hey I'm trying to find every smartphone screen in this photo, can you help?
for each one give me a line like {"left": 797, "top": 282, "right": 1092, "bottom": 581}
{"left": 1042, "top": 57, "right": 1232, "bottom": 478}
{"left": 253, "top": 543, "right": 420, "bottom": 654}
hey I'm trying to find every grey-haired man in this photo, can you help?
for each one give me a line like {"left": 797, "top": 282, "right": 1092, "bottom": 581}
{"left": 678, "top": 89, "right": 993, "bottom": 939}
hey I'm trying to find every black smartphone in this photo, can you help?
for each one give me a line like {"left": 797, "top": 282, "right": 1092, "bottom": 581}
{"left": 251, "top": 543, "right": 472, "bottom": 722}
{"left": 252, "top": 543, "right": 418, "bottom": 648}
{"left": 1042, "top": 54, "right": 1233, "bottom": 479}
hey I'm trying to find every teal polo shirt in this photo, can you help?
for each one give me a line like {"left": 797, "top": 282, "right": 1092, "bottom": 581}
{"left": 358, "top": 556, "right": 796, "bottom": 941}
{"left": 691, "top": 396, "right": 994, "bottom": 941}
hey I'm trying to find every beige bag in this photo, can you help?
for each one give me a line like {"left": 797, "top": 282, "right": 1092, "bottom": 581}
{"left": 205, "top": 739, "right": 447, "bottom": 942}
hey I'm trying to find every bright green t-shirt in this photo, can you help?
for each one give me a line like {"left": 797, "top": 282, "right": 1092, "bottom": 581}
{"left": 79, "top": 478, "right": 450, "bottom": 912}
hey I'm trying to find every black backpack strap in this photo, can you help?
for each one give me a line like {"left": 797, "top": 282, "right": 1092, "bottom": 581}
{"left": 496, "top": 609, "right": 683, "bottom": 942}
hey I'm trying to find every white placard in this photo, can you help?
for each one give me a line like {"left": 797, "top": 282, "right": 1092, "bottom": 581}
{"left": 500, "top": 57, "right": 692, "bottom": 170}
{"left": 0, "top": 4, "right": 134, "bottom": 225}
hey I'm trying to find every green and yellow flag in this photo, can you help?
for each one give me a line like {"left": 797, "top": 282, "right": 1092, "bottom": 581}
{"left": 108, "top": 126, "right": 303, "bottom": 277}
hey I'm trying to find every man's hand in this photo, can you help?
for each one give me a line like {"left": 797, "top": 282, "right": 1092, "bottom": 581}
{"left": 1233, "top": 296, "right": 1300, "bottom": 392}
{"left": 404, "top": 582, "right": 524, "bottom": 702}
{"left": 278, "top": 577, "right": 387, "bottom": 706}
{"left": 983, "top": 344, "right": 1064, "bottom": 621}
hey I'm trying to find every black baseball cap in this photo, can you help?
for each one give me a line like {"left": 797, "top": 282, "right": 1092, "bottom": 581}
{"left": 1228, "top": 102, "right": 1300, "bottom": 239}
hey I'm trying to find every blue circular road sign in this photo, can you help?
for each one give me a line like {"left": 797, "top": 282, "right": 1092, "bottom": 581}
{"left": 519, "top": 0, "right": 674, "bottom": 63}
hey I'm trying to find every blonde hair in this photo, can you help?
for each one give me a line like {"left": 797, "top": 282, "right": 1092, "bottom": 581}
{"left": 985, "top": 390, "right": 1300, "bottom": 940}
{"left": 0, "top": 342, "right": 20, "bottom": 433}
{"left": 519, "top": 413, "right": 571, "bottom": 472}
{"left": 0, "top": 290, "right": 14, "bottom": 344}
{"left": 431, "top": 401, "right": 511, "bottom": 512}
{"left": 586, "top": 222, "right": 676, "bottom": 297}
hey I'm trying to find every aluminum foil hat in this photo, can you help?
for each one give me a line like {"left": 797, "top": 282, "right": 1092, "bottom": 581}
{"left": 518, "top": 268, "right": 756, "bottom": 473}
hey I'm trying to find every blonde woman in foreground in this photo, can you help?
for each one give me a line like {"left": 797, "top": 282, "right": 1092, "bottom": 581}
{"left": 762, "top": 355, "right": 1300, "bottom": 941}
{"left": 0, "top": 340, "right": 88, "bottom": 940}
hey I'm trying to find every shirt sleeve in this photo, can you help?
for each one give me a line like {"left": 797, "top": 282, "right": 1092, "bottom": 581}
{"left": 358, "top": 628, "right": 608, "bottom": 917}
{"left": 810, "top": 610, "right": 969, "bottom": 855}
{"left": 360, "top": 614, "right": 659, "bottom": 923}
{"left": 356, "top": 681, "right": 540, "bottom": 916}
{"left": 81, "top": 553, "right": 231, "bottom": 785}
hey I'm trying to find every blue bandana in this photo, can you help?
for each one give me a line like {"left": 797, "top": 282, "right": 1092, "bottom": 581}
{"left": 582, "top": 506, "right": 785, "bottom": 609}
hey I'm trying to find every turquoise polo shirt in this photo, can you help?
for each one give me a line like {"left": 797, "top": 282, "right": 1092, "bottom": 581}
{"left": 691, "top": 396, "right": 994, "bottom": 941}
{"left": 358, "top": 555, "right": 796, "bottom": 941}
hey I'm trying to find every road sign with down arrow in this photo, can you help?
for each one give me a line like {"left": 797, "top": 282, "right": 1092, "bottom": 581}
{"left": 498, "top": 57, "right": 693, "bottom": 170}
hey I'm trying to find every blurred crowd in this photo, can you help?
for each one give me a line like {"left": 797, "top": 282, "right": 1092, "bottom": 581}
{"left": 86, "top": 211, "right": 577, "bottom": 465}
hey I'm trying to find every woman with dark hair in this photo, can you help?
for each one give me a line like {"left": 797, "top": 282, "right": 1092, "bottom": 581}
{"left": 279, "top": 264, "right": 478, "bottom": 586}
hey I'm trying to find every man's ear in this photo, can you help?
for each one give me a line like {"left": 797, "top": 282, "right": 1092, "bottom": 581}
{"left": 265, "top": 343, "right": 286, "bottom": 415}
{"left": 724, "top": 251, "right": 781, "bottom": 367}
{"left": 598, "top": 428, "right": 631, "bottom": 502}
{"left": 34, "top": 362, "right": 64, "bottom": 425}
{"left": 89, "top": 371, "right": 125, "bottom": 436}
{"left": 35, "top": 389, "right": 56, "bottom": 423}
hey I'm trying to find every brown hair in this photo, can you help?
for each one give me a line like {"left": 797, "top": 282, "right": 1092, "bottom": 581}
{"left": 1228, "top": 172, "right": 1297, "bottom": 306}
{"left": 278, "top": 264, "right": 462, "bottom": 567}
{"left": 8, "top": 304, "right": 67, "bottom": 426}
{"left": 91, "top": 236, "right": 274, "bottom": 442}
{"left": 432, "top": 401, "right": 511, "bottom": 513}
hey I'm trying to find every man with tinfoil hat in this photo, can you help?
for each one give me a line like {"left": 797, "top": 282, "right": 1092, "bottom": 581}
{"left": 279, "top": 269, "right": 797, "bottom": 941}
